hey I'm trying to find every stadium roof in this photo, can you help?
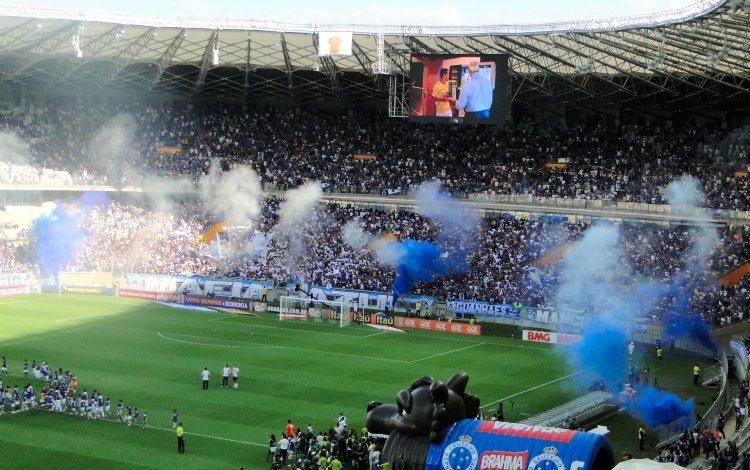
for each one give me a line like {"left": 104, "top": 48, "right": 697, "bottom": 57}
{"left": 0, "top": 0, "right": 749, "bottom": 115}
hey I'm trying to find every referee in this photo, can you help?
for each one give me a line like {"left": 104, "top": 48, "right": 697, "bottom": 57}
{"left": 177, "top": 422, "right": 185, "bottom": 454}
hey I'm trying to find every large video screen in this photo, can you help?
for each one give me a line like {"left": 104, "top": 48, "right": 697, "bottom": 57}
{"left": 409, "top": 54, "right": 509, "bottom": 125}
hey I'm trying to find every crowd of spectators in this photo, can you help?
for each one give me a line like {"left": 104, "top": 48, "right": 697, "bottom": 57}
{"left": 269, "top": 416, "right": 394, "bottom": 470}
{"left": 1, "top": 100, "right": 750, "bottom": 210}
{"left": 0, "top": 100, "right": 749, "bottom": 325}
{"left": 2, "top": 196, "right": 750, "bottom": 327}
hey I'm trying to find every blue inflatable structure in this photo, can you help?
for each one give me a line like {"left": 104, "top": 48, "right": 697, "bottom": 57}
{"left": 366, "top": 373, "right": 614, "bottom": 470}
{"left": 425, "top": 419, "right": 614, "bottom": 470}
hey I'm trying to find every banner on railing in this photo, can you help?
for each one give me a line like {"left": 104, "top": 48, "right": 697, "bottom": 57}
{"left": 447, "top": 300, "right": 519, "bottom": 319}
{"left": 126, "top": 274, "right": 272, "bottom": 300}
{"left": 60, "top": 286, "right": 115, "bottom": 296}
{"left": 525, "top": 306, "right": 583, "bottom": 326}
{"left": 522, "top": 329, "right": 581, "bottom": 345}
{"left": 0, "top": 273, "right": 27, "bottom": 287}
{"left": 119, "top": 289, "right": 180, "bottom": 302}
{"left": 182, "top": 295, "right": 249, "bottom": 310}
{"left": 0, "top": 284, "right": 29, "bottom": 297}
{"left": 396, "top": 317, "right": 481, "bottom": 336}
{"left": 287, "top": 284, "right": 433, "bottom": 313}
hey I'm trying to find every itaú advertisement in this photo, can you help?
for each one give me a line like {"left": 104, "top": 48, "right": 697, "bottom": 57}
{"left": 522, "top": 330, "right": 581, "bottom": 345}
{"left": 424, "top": 419, "right": 614, "bottom": 470}
{"left": 395, "top": 317, "right": 481, "bottom": 336}
{"left": 0, "top": 284, "right": 29, "bottom": 297}
{"left": 118, "top": 289, "right": 180, "bottom": 302}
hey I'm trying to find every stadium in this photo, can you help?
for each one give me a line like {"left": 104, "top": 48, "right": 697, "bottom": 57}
{"left": 0, "top": 0, "right": 750, "bottom": 468}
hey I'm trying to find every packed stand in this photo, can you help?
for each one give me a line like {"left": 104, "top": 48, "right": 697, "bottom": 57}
{"left": 2, "top": 101, "right": 750, "bottom": 210}
{"left": 3, "top": 195, "right": 750, "bottom": 326}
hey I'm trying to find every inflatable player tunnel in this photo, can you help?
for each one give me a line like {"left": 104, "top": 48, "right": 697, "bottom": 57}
{"left": 424, "top": 419, "right": 614, "bottom": 470}
{"left": 366, "top": 372, "right": 615, "bottom": 470}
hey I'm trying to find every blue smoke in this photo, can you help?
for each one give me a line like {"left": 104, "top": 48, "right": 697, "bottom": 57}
{"left": 30, "top": 202, "right": 85, "bottom": 280}
{"left": 555, "top": 214, "right": 708, "bottom": 427}
{"left": 635, "top": 387, "right": 694, "bottom": 428}
{"left": 383, "top": 182, "right": 478, "bottom": 307}
{"left": 571, "top": 317, "right": 629, "bottom": 389}
{"left": 29, "top": 192, "right": 109, "bottom": 281}
{"left": 389, "top": 240, "right": 451, "bottom": 305}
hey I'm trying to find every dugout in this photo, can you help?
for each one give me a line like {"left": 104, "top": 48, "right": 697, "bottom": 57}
{"left": 423, "top": 419, "right": 614, "bottom": 470}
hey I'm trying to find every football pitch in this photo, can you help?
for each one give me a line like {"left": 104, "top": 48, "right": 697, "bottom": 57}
{"left": 0, "top": 294, "right": 716, "bottom": 469}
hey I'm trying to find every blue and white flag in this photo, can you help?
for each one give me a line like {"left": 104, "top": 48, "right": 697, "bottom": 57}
{"left": 523, "top": 266, "right": 546, "bottom": 286}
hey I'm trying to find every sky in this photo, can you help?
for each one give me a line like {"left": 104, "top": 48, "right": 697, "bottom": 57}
{"left": 17, "top": 0, "right": 701, "bottom": 26}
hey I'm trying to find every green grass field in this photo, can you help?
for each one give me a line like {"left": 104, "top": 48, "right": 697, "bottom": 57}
{"left": 0, "top": 294, "right": 716, "bottom": 469}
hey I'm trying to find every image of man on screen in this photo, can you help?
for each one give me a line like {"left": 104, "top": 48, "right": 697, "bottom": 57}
{"left": 432, "top": 68, "right": 453, "bottom": 117}
{"left": 455, "top": 61, "right": 493, "bottom": 123}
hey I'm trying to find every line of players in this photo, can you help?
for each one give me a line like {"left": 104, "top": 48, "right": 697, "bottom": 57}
{"left": 0, "top": 356, "right": 162, "bottom": 429}
{"left": 1, "top": 357, "right": 79, "bottom": 415}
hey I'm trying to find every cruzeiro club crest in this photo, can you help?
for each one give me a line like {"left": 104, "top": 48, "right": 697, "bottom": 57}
{"left": 527, "top": 446, "right": 566, "bottom": 470}
{"left": 442, "top": 435, "right": 479, "bottom": 470}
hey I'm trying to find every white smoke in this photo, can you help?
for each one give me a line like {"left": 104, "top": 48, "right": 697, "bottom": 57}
{"left": 88, "top": 114, "right": 140, "bottom": 184}
{"left": 342, "top": 220, "right": 371, "bottom": 251}
{"left": 198, "top": 164, "right": 263, "bottom": 227}
{"left": 275, "top": 182, "right": 324, "bottom": 279}
{"left": 413, "top": 180, "right": 479, "bottom": 235}
{"left": 0, "top": 130, "right": 32, "bottom": 164}
{"left": 663, "top": 176, "right": 718, "bottom": 268}
{"left": 278, "top": 183, "right": 323, "bottom": 228}
{"left": 374, "top": 240, "right": 405, "bottom": 267}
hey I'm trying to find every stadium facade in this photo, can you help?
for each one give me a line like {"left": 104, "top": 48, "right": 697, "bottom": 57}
{"left": 0, "top": 0, "right": 748, "bottom": 120}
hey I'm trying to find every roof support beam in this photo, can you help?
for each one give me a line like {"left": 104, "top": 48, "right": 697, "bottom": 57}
{"left": 404, "top": 36, "right": 437, "bottom": 55}
{"left": 557, "top": 33, "right": 677, "bottom": 96}
{"left": 351, "top": 39, "right": 374, "bottom": 76}
{"left": 492, "top": 36, "right": 599, "bottom": 98}
{"left": 662, "top": 27, "right": 750, "bottom": 75}
{"left": 243, "top": 35, "right": 251, "bottom": 100}
{"left": 0, "top": 19, "right": 41, "bottom": 49}
{"left": 632, "top": 29, "right": 750, "bottom": 95}
{"left": 0, "top": 21, "right": 82, "bottom": 81}
{"left": 279, "top": 32, "right": 295, "bottom": 93}
{"left": 433, "top": 36, "right": 472, "bottom": 54}
{"left": 595, "top": 31, "right": 718, "bottom": 98}
{"left": 151, "top": 29, "right": 185, "bottom": 89}
{"left": 382, "top": 40, "right": 409, "bottom": 75}
{"left": 51, "top": 24, "right": 125, "bottom": 83}
{"left": 194, "top": 29, "right": 219, "bottom": 93}
{"left": 100, "top": 27, "right": 157, "bottom": 87}
{"left": 575, "top": 33, "right": 678, "bottom": 95}
{"left": 502, "top": 35, "right": 636, "bottom": 98}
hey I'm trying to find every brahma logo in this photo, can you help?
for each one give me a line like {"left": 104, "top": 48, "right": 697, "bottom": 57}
{"left": 527, "top": 447, "right": 565, "bottom": 470}
{"left": 479, "top": 451, "right": 528, "bottom": 470}
{"left": 442, "top": 436, "right": 478, "bottom": 470}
